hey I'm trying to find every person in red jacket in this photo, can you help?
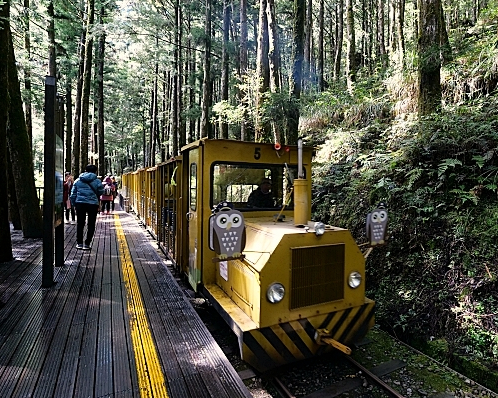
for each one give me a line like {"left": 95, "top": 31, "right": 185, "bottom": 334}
{"left": 100, "top": 176, "right": 115, "bottom": 215}
{"left": 63, "top": 172, "right": 75, "bottom": 224}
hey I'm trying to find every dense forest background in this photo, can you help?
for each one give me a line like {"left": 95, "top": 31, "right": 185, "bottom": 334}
{"left": 1, "top": 0, "right": 497, "bottom": 389}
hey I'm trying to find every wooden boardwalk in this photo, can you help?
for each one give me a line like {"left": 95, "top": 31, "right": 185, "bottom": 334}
{"left": 0, "top": 204, "right": 252, "bottom": 398}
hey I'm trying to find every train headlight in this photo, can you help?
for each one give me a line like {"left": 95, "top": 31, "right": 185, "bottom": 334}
{"left": 314, "top": 222, "right": 325, "bottom": 236}
{"left": 267, "top": 283, "right": 285, "bottom": 303}
{"left": 348, "top": 272, "right": 362, "bottom": 288}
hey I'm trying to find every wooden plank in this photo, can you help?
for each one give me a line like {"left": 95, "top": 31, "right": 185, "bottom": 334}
{"left": 52, "top": 261, "right": 94, "bottom": 398}
{"left": 95, "top": 220, "right": 114, "bottom": 397}
{"left": 74, "top": 219, "right": 104, "bottom": 398}
{"left": 18, "top": 255, "right": 84, "bottom": 398}
{"left": 110, "top": 215, "right": 136, "bottom": 397}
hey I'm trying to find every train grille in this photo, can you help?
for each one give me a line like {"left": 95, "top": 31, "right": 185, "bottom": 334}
{"left": 290, "top": 244, "right": 345, "bottom": 310}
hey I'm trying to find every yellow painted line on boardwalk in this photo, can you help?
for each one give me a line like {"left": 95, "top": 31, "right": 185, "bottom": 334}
{"left": 114, "top": 214, "right": 169, "bottom": 398}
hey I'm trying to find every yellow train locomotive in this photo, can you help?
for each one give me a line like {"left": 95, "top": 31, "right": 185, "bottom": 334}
{"left": 121, "top": 138, "right": 376, "bottom": 372}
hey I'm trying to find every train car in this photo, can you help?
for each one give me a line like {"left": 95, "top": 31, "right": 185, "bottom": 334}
{"left": 122, "top": 138, "right": 376, "bottom": 372}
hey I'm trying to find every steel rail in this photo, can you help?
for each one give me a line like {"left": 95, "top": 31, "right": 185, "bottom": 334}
{"left": 343, "top": 355, "right": 406, "bottom": 398}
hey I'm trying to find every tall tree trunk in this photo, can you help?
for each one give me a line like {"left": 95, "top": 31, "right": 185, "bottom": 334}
{"left": 171, "top": 0, "right": 179, "bottom": 154}
{"left": 188, "top": 29, "right": 197, "bottom": 143}
{"left": 418, "top": 0, "right": 441, "bottom": 115}
{"left": 267, "top": 0, "right": 281, "bottom": 144}
{"left": 439, "top": 1, "right": 453, "bottom": 64}
{"left": 255, "top": 0, "right": 270, "bottom": 140}
{"left": 288, "top": 0, "right": 305, "bottom": 145}
{"left": 72, "top": 29, "right": 85, "bottom": 177}
{"left": 7, "top": 32, "right": 43, "bottom": 238}
{"left": 201, "top": 0, "right": 212, "bottom": 138}
{"left": 318, "top": 0, "right": 325, "bottom": 91}
{"left": 97, "top": 6, "right": 105, "bottom": 175}
{"left": 80, "top": 0, "right": 95, "bottom": 171}
{"left": 334, "top": 0, "right": 344, "bottom": 80}
{"left": 267, "top": 0, "right": 280, "bottom": 93}
{"left": 378, "top": 0, "right": 387, "bottom": 67}
{"left": 65, "top": 81, "right": 72, "bottom": 173}
{"left": 177, "top": 5, "right": 185, "bottom": 148}
{"left": 161, "top": 69, "right": 168, "bottom": 161}
{"left": 171, "top": 61, "right": 178, "bottom": 154}
{"left": 346, "top": 0, "right": 356, "bottom": 92}
{"left": 47, "top": 0, "right": 56, "bottom": 77}
{"left": 304, "top": 0, "right": 312, "bottom": 85}
{"left": 23, "top": 0, "right": 32, "bottom": 147}
{"left": 0, "top": 0, "right": 13, "bottom": 262}
{"left": 239, "top": 0, "right": 248, "bottom": 141}
{"left": 390, "top": 0, "right": 397, "bottom": 52}
{"left": 220, "top": 0, "right": 230, "bottom": 139}
{"left": 8, "top": 159, "right": 21, "bottom": 230}
{"left": 397, "top": 0, "right": 406, "bottom": 65}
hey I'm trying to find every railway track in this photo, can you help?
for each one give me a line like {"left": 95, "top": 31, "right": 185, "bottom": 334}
{"left": 272, "top": 354, "right": 407, "bottom": 398}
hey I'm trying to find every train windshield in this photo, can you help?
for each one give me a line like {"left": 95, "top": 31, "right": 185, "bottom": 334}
{"left": 211, "top": 162, "right": 301, "bottom": 211}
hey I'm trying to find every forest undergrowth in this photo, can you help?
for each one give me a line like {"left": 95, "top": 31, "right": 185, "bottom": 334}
{"left": 305, "top": 15, "right": 498, "bottom": 391}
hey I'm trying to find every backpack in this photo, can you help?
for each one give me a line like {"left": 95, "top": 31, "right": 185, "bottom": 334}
{"left": 104, "top": 184, "right": 113, "bottom": 196}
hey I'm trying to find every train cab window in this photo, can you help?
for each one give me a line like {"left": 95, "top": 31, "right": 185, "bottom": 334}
{"left": 211, "top": 163, "right": 301, "bottom": 211}
{"left": 190, "top": 163, "right": 197, "bottom": 211}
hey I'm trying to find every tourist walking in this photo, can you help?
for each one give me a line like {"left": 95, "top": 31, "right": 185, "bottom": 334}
{"left": 70, "top": 164, "right": 104, "bottom": 250}
{"left": 100, "top": 176, "right": 115, "bottom": 215}
{"left": 63, "top": 172, "right": 76, "bottom": 224}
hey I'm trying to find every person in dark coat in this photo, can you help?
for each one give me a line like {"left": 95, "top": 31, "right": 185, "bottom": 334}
{"left": 70, "top": 164, "right": 104, "bottom": 250}
{"left": 247, "top": 179, "right": 274, "bottom": 208}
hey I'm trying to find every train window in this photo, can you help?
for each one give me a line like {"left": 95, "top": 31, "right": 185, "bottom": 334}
{"left": 211, "top": 163, "right": 301, "bottom": 211}
{"left": 190, "top": 163, "right": 197, "bottom": 211}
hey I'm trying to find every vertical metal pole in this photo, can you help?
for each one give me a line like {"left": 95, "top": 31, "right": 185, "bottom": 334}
{"left": 55, "top": 95, "right": 65, "bottom": 267}
{"left": 42, "top": 76, "right": 56, "bottom": 287}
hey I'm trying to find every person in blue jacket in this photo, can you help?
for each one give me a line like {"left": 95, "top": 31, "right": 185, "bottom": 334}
{"left": 70, "top": 164, "right": 104, "bottom": 250}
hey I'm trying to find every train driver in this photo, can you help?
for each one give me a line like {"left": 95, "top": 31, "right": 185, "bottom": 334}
{"left": 247, "top": 179, "right": 274, "bottom": 208}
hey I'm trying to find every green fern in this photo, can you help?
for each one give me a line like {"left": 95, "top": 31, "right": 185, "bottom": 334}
{"left": 405, "top": 168, "right": 424, "bottom": 189}
{"left": 438, "top": 159, "right": 463, "bottom": 178}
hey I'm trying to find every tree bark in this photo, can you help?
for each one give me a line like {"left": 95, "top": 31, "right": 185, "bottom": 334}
{"left": 288, "top": 0, "right": 305, "bottom": 145}
{"left": 255, "top": 0, "right": 270, "bottom": 140}
{"left": 47, "top": 0, "right": 56, "bottom": 77}
{"left": 65, "top": 81, "right": 72, "bottom": 173}
{"left": 97, "top": 5, "right": 105, "bottom": 175}
{"left": 177, "top": 4, "right": 185, "bottom": 149}
{"left": 267, "top": 0, "right": 281, "bottom": 144}
{"left": 334, "top": 0, "right": 344, "bottom": 80}
{"left": 439, "top": 1, "right": 453, "bottom": 64}
{"left": 8, "top": 159, "right": 21, "bottom": 230}
{"left": 418, "top": 0, "right": 442, "bottom": 115}
{"left": 267, "top": 0, "right": 280, "bottom": 93}
{"left": 72, "top": 28, "right": 85, "bottom": 177}
{"left": 318, "top": 0, "right": 325, "bottom": 91}
{"left": 0, "top": 0, "right": 14, "bottom": 262}
{"left": 201, "top": 0, "right": 212, "bottom": 138}
{"left": 239, "top": 0, "right": 248, "bottom": 140}
{"left": 80, "top": 0, "right": 95, "bottom": 172}
{"left": 346, "top": 0, "right": 356, "bottom": 92}
{"left": 23, "top": 0, "right": 32, "bottom": 147}
{"left": 378, "top": 0, "right": 387, "bottom": 67}
{"left": 7, "top": 31, "right": 43, "bottom": 238}
{"left": 304, "top": 0, "right": 312, "bottom": 85}
{"left": 220, "top": 0, "right": 230, "bottom": 139}
{"left": 397, "top": 0, "right": 406, "bottom": 65}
